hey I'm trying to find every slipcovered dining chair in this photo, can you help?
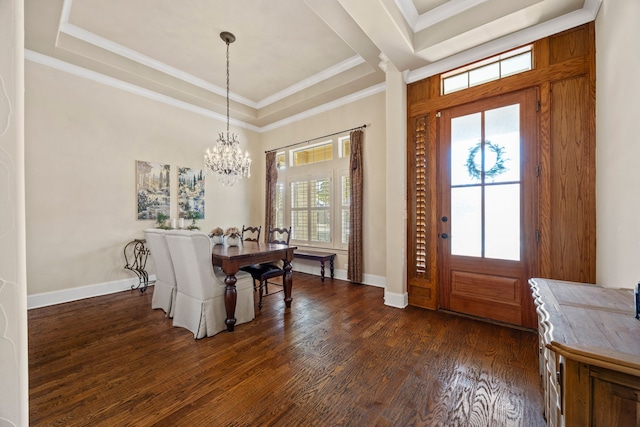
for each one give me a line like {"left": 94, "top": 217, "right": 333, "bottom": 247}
{"left": 242, "top": 226, "right": 291, "bottom": 309}
{"left": 144, "top": 228, "right": 177, "bottom": 317}
{"left": 241, "top": 225, "right": 261, "bottom": 243}
{"left": 165, "top": 230, "right": 255, "bottom": 339}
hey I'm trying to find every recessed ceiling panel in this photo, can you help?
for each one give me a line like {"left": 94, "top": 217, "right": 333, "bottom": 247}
{"left": 67, "top": 0, "right": 357, "bottom": 103}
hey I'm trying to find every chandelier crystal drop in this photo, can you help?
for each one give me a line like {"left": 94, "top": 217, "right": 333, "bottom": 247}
{"left": 204, "top": 31, "right": 251, "bottom": 186}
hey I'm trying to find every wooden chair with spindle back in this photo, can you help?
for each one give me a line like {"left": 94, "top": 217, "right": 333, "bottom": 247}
{"left": 241, "top": 226, "right": 291, "bottom": 309}
{"left": 241, "top": 225, "right": 261, "bottom": 243}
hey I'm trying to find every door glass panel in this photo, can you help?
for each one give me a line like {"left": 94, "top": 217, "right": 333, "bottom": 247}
{"left": 451, "top": 186, "right": 481, "bottom": 257}
{"left": 451, "top": 113, "right": 481, "bottom": 186}
{"left": 485, "top": 184, "right": 520, "bottom": 260}
{"left": 484, "top": 104, "right": 520, "bottom": 183}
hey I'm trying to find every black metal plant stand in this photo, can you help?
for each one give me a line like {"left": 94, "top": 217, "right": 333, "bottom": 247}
{"left": 123, "top": 239, "right": 151, "bottom": 292}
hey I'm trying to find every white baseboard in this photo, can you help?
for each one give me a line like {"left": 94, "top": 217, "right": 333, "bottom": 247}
{"left": 28, "top": 265, "right": 393, "bottom": 310}
{"left": 292, "top": 261, "right": 386, "bottom": 288}
{"left": 27, "top": 275, "right": 156, "bottom": 309}
{"left": 384, "top": 290, "right": 408, "bottom": 308}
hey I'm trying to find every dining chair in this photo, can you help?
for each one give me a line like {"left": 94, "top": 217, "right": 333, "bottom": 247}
{"left": 144, "top": 229, "right": 177, "bottom": 318}
{"left": 242, "top": 226, "right": 291, "bottom": 309}
{"left": 165, "top": 230, "right": 255, "bottom": 339}
{"left": 241, "top": 225, "right": 261, "bottom": 243}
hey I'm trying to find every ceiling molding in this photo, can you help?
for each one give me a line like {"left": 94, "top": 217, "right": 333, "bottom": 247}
{"left": 260, "top": 83, "right": 386, "bottom": 133}
{"left": 406, "top": 0, "right": 602, "bottom": 84}
{"left": 255, "top": 55, "right": 366, "bottom": 109}
{"left": 58, "top": 21, "right": 256, "bottom": 107}
{"left": 394, "top": 0, "right": 490, "bottom": 33}
{"left": 57, "top": 0, "right": 368, "bottom": 112}
{"left": 25, "top": 49, "right": 259, "bottom": 132}
{"left": 36, "top": 0, "right": 600, "bottom": 131}
{"left": 25, "top": 50, "right": 383, "bottom": 135}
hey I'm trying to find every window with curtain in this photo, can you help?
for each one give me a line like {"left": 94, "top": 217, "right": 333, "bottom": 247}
{"left": 274, "top": 136, "right": 350, "bottom": 249}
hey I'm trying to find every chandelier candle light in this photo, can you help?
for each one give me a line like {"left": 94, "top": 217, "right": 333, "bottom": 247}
{"left": 204, "top": 31, "right": 251, "bottom": 186}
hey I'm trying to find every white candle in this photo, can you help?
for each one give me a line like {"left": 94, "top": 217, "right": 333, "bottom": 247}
{"left": 179, "top": 218, "right": 185, "bottom": 229}
{"left": 171, "top": 218, "right": 177, "bottom": 229}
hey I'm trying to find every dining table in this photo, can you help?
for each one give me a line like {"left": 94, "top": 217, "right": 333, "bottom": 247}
{"left": 211, "top": 241, "right": 297, "bottom": 331}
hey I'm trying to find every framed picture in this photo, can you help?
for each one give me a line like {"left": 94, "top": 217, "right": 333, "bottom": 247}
{"left": 178, "top": 167, "right": 205, "bottom": 219}
{"left": 136, "top": 160, "right": 170, "bottom": 220}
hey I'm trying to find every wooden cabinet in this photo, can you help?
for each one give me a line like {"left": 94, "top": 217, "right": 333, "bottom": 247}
{"left": 529, "top": 278, "right": 640, "bottom": 426}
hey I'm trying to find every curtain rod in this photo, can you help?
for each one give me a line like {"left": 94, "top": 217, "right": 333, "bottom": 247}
{"left": 264, "top": 124, "right": 367, "bottom": 154}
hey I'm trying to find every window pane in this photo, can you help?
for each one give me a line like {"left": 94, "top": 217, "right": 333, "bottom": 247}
{"left": 291, "top": 211, "right": 308, "bottom": 240}
{"left": 451, "top": 186, "right": 482, "bottom": 257}
{"left": 485, "top": 184, "right": 520, "bottom": 260}
{"left": 292, "top": 143, "right": 332, "bottom": 166}
{"left": 441, "top": 45, "right": 532, "bottom": 95}
{"left": 451, "top": 113, "right": 482, "bottom": 185}
{"left": 341, "top": 176, "right": 350, "bottom": 206}
{"left": 443, "top": 72, "right": 468, "bottom": 94}
{"left": 291, "top": 181, "right": 308, "bottom": 208}
{"left": 293, "top": 150, "right": 306, "bottom": 166}
{"left": 342, "top": 208, "right": 350, "bottom": 244}
{"left": 311, "top": 210, "right": 331, "bottom": 242}
{"left": 276, "top": 210, "right": 284, "bottom": 229}
{"left": 275, "top": 183, "right": 285, "bottom": 228}
{"left": 469, "top": 62, "right": 500, "bottom": 87}
{"left": 276, "top": 153, "right": 286, "bottom": 169}
{"left": 311, "top": 179, "right": 330, "bottom": 208}
{"left": 342, "top": 139, "right": 351, "bottom": 157}
{"left": 485, "top": 104, "right": 520, "bottom": 183}
{"left": 501, "top": 52, "right": 531, "bottom": 77}
{"left": 276, "top": 183, "right": 284, "bottom": 209}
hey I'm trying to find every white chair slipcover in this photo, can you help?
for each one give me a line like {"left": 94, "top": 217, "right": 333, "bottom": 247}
{"left": 165, "top": 230, "right": 255, "bottom": 339}
{"left": 144, "top": 229, "right": 177, "bottom": 317}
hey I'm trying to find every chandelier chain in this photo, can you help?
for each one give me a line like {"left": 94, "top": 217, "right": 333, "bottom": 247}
{"left": 203, "top": 31, "right": 252, "bottom": 186}
{"left": 225, "top": 38, "right": 230, "bottom": 137}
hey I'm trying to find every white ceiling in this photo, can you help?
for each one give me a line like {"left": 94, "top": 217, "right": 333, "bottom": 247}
{"left": 25, "top": 0, "right": 601, "bottom": 130}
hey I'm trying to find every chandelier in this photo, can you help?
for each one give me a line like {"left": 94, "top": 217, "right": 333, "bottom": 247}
{"left": 204, "top": 31, "right": 251, "bottom": 186}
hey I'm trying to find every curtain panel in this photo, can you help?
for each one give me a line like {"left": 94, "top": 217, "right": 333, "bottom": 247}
{"left": 264, "top": 151, "right": 278, "bottom": 242}
{"left": 348, "top": 129, "right": 363, "bottom": 283}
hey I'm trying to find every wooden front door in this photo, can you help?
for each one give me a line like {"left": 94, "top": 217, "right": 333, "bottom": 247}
{"left": 438, "top": 89, "right": 537, "bottom": 328}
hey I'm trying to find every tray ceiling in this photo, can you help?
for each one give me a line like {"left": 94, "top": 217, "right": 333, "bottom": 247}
{"left": 25, "top": 0, "right": 600, "bottom": 130}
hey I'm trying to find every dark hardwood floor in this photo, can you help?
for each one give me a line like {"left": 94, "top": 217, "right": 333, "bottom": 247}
{"left": 29, "top": 273, "right": 545, "bottom": 426}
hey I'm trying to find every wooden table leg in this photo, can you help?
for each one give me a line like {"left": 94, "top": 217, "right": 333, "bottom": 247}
{"left": 224, "top": 274, "right": 237, "bottom": 332}
{"left": 330, "top": 255, "right": 335, "bottom": 279}
{"left": 283, "top": 260, "right": 293, "bottom": 308}
{"left": 320, "top": 260, "right": 325, "bottom": 282}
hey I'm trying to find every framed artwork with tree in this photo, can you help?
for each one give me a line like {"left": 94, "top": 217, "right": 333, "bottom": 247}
{"left": 136, "top": 160, "right": 170, "bottom": 220}
{"left": 178, "top": 167, "right": 205, "bottom": 224}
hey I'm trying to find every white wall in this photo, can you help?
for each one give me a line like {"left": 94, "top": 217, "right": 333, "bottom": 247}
{"left": 25, "top": 61, "right": 260, "bottom": 299}
{"left": 596, "top": 0, "right": 640, "bottom": 288}
{"left": 0, "top": 0, "right": 28, "bottom": 424}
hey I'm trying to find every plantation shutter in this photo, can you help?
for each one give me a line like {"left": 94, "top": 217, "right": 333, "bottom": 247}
{"left": 408, "top": 115, "right": 437, "bottom": 309}
{"left": 411, "top": 116, "right": 428, "bottom": 277}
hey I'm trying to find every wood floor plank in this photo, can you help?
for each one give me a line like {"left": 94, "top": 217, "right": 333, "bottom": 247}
{"left": 29, "top": 273, "right": 545, "bottom": 426}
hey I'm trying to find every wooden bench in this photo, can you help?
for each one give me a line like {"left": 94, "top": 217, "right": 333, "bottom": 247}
{"left": 294, "top": 251, "right": 336, "bottom": 282}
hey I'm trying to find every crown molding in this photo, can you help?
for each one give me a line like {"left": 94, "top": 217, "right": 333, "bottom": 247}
{"left": 254, "top": 55, "right": 366, "bottom": 109}
{"left": 394, "top": 0, "right": 489, "bottom": 33}
{"left": 24, "top": 49, "right": 260, "bottom": 132}
{"left": 406, "top": 1, "right": 601, "bottom": 84}
{"left": 25, "top": 50, "right": 383, "bottom": 134}
{"left": 259, "top": 83, "right": 385, "bottom": 133}
{"left": 57, "top": 0, "right": 367, "bottom": 111}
